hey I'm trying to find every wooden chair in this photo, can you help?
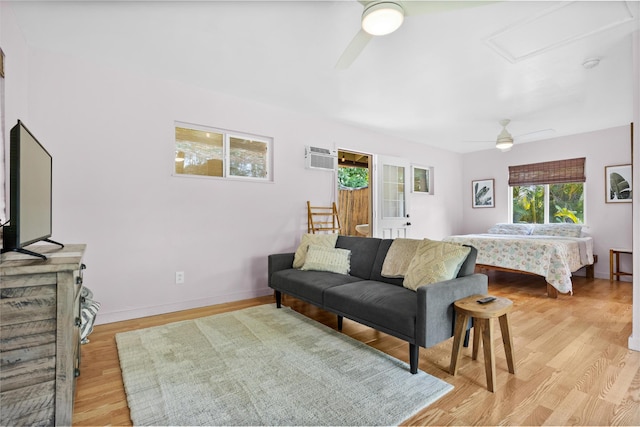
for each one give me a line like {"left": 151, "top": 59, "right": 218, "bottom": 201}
{"left": 307, "top": 201, "right": 341, "bottom": 234}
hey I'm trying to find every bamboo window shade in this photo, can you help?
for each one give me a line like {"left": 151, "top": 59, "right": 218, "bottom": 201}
{"left": 508, "top": 157, "right": 586, "bottom": 186}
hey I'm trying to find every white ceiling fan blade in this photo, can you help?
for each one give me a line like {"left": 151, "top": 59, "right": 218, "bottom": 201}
{"left": 462, "top": 128, "right": 556, "bottom": 144}
{"left": 335, "top": 29, "right": 374, "bottom": 70}
{"left": 514, "top": 128, "right": 556, "bottom": 142}
{"left": 461, "top": 139, "right": 493, "bottom": 143}
{"left": 402, "top": 1, "right": 499, "bottom": 17}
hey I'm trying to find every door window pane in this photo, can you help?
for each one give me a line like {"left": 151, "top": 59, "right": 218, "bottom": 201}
{"left": 383, "top": 165, "right": 406, "bottom": 218}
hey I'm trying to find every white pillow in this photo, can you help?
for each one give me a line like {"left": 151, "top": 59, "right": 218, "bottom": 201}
{"left": 301, "top": 245, "right": 351, "bottom": 275}
{"left": 292, "top": 233, "right": 338, "bottom": 268}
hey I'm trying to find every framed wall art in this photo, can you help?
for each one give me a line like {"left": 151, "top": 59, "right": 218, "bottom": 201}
{"left": 472, "top": 179, "right": 494, "bottom": 208}
{"left": 605, "top": 164, "right": 632, "bottom": 203}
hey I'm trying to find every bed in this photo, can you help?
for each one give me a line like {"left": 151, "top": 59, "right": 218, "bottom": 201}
{"left": 444, "top": 223, "right": 595, "bottom": 297}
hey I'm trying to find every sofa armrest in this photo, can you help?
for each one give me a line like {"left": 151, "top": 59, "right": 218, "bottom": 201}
{"left": 415, "top": 273, "right": 488, "bottom": 348}
{"left": 268, "top": 253, "right": 295, "bottom": 285}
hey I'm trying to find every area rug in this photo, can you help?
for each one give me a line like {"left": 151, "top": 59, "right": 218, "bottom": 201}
{"left": 115, "top": 304, "right": 453, "bottom": 426}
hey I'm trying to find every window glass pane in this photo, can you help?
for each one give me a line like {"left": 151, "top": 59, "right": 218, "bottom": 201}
{"left": 229, "top": 137, "right": 268, "bottom": 178}
{"left": 512, "top": 185, "right": 545, "bottom": 224}
{"left": 175, "top": 127, "right": 223, "bottom": 177}
{"left": 549, "top": 183, "right": 584, "bottom": 223}
{"left": 413, "top": 167, "right": 429, "bottom": 193}
{"left": 382, "top": 165, "right": 405, "bottom": 218}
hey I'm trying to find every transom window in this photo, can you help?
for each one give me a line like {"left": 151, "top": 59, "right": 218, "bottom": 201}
{"left": 509, "top": 158, "right": 586, "bottom": 224}
{"left": 174, "top": 122, "right": 272, "bottom": 181}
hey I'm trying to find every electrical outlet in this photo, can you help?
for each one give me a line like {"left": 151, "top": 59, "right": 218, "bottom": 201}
{"left": 175, "top": 271, "right": 185, "bottom": 284}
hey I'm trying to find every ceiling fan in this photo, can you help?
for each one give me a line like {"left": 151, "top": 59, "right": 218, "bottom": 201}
{"left": 466, "top": 119, "right": 556, "bottom": 151}
{"left": 335, "top": 0, "right": 497, "bottom": 69}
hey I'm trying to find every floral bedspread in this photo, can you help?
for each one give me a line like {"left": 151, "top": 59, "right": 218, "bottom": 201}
{"left": 443, "top": 234, "right": 594, "bottom": 294}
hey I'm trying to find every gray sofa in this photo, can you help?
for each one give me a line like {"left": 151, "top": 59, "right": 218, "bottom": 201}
{"left": 268, "top": 235, "right": 488, "bottom": 374}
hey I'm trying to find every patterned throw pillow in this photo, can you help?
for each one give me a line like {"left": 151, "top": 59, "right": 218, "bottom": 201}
{"left": 487, "top": 223, "right": 534, "bottom": 235}
{"left": 530, "top": 223, "right": 583, "bottom": 237}
{"left": 381, "top": 238, "right": 422, "bottom": 278}
{"left": 300, "top": 245, "right": 351, "bottom": 275}
{"left": 403, "top": 239, "right": 471, "bottom": 291}
{"left": 292, "top": 233, "right": 339, "bottom": 268}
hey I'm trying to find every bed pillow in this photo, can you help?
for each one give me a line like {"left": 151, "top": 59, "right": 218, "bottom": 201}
{"left": 403, "top": 239, "right": 471, "bottom": 291}
{"left": 381, "top": 238, "right": 422, "bottom": 278}
{"left": 300, "top": 245, "right": 351, "bottom": 275}
{"left": 530, "top": 223, "right": 583, "bottom": 237}
{"left": 292, "top": 233, "right": 339, "bottom": 268}
{"left": 487, "top": 223, "right": 533, "bottom": 235}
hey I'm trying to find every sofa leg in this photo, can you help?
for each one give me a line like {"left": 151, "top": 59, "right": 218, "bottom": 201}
{"left": 409, "top": 344, "right": 419, "bottom": 374}
{"left": 275, "top": 291, "right": 282, "bottom": 308}
{"left": 337, "top": 315, "right": 343, "bottom": 331}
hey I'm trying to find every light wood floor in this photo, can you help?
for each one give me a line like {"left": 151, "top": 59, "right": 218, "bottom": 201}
{"left": 73, "top": 273, "right": 640, "bottom": 426}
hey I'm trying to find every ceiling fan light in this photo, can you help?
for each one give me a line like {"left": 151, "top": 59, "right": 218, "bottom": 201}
{"left": 362, "top": 2, "right": 404, "bottom": 36}
{"left": 496, "top": 119, "right": 513, "bottom": 150}
{"left": 496, "top": 138, "right": 513, "bottom": 150}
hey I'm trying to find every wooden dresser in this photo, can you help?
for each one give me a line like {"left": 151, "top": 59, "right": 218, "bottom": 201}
{"left": 0, "top": 244, "right": 86, "bottom": 426}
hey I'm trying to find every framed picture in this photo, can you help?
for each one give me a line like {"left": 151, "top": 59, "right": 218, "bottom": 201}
{"left": 472, "top": 179, "right": 495, "bottom": 208}
{"left": 412, "top": 165, "right": 433, "bottom": 194}
{"left": 605, "top": 164, "right": 632, "bottom": 203}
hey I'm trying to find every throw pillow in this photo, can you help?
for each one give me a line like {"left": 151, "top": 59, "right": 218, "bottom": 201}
{"left": 403, "top": 239, "right": 471, "bottom": 291}
{"left": 530, "top": 223, "right": 583, "bottom": 237}
{"left": 381, "top": 238, "right": 422, "bottom": 278}
{"left": 292, "top": 233, "right": 339, "bottom": 269}
{"left": 301, "top": 245, "right": 351, "bottom": 275}
{"left": 487, "top": 223, "right": 534, "bottom": 235}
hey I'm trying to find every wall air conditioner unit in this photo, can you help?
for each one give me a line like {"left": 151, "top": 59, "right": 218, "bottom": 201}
{"left": 305, "top": 146, "right": 337, "bottom": 171}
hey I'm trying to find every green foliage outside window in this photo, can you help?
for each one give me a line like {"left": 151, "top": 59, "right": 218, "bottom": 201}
{"left": 549, "top": 183, "right": 584, "bottom": 223}
{"left": 512, "top": 183, "right": 584, "bottom": 224}
{"left": 513, "top": 185, "right": 545, "bottom": 223}
{"left": 338, "top": 167, "right": 369, "bottom": 189}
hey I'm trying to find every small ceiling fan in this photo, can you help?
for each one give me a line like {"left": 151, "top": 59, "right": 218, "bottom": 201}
{"left": 466, "top": 119, "right": 556, "bottom": 151}
{"left": 335, "top": 0, "right": 497, "bottom": 69}
{"left": 496, "top": 119, "right": 515, "bottom": 151}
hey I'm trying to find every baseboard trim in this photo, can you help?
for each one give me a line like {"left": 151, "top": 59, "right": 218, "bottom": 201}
{"left": 95, "top": 288, "right": 273, "bottom": 325}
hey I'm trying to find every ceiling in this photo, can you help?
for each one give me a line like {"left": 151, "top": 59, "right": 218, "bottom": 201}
{"left": 7, "top": 0, "right": 640, "bottom": 153}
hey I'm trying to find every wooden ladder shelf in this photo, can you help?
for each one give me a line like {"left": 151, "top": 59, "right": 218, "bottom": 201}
{"left": 307, "top": 201, "right": 341, "bottom": 234}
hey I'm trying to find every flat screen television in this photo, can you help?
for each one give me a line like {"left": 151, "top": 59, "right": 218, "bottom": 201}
{"left": 1, "top": 120, "right": 63, "bottom": 260}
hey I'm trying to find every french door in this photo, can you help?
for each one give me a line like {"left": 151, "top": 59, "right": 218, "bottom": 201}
{"left": 374, "top": 155, "right": 412, "bottom": 238}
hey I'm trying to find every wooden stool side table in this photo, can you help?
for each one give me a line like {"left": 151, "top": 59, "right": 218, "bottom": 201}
{"left": 450, "top": 295, "right": 516, "bottom": 392}
{"left": 609, "top": 248, "right": 632, "bottom": 281}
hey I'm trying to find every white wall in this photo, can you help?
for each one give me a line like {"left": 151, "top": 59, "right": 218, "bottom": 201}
{"left": 461, "top": 126, "right": 633, "bottom": 280}
{"left": 1, "top": 1, "right": 30, "bottom": 221}
{"left": 12, "top": 44, "right": 464, "bottom": 324}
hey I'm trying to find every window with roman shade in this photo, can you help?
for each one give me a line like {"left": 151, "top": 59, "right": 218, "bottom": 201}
{"left": 508, "top": 157, "right": 586, "bottom": 186}
{"left": 509, "top": 158, "right": 586, "bottom": 224}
